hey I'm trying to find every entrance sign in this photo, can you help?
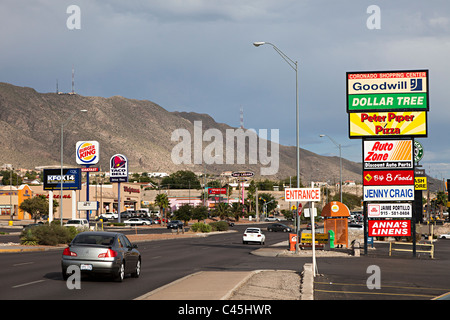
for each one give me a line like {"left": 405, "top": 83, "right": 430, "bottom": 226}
{"left": 285, "top": 188, "right": 320, "bottom": 202}
{"left": 363, "top": 170, "right": 414, "bottom": 186}
{"left": 363, "top": 139, "right": 413, "bottom": 169}
{"left": 363, "top": 185, "right": 414, "bottom": 201}
{"left": 369, "top": 220, "right": 411, "bottom": 237}
{"left": 349, "top": 111, "right": 427, "bottom": 138}
{"left": 367, "top": 203, "right": 412, "bottom": 218}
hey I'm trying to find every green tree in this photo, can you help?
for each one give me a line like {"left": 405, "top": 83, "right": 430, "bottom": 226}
{"left": 20, "top": 195, "right": 49, "bottom": 222}
{"left": 213, "top": 203, "right": 230, "bottom": 220}
{"left": 173, "top": 204, "right": 192, "bottom": 233}
{"left": 161, "top": 170, "right": 201, "bottom": 189}
{"left": 1, "top": 170, "right": 23, "bottom": 186}
{"left": 230, "top": 202, "right": 244, "bottom": 221}
{"left": 258, "top": 193, "right": 277, "bottom": 215}
{"left": 155, "top": 193, "right": 170, "bottom": 226}
{"left": 192, "top": 205, "right": 208, "bottom": 221}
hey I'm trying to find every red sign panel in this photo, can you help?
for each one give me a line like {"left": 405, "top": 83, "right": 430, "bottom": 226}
{"left": 208, "top": 188, "right": 227, "bottom": 195}
{"left": 368, "top": 220, "right": 411, "bottom": 237}
{"left": 363, "top": 170, "right": 414, "bottom": 186}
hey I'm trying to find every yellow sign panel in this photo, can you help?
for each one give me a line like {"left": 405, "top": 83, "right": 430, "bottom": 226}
{"left": 349, "top": 111, "right": 427, "bottom": 138}
{"left": 301, "top": 233, "right": 328, "bottom": 244}
{"left": 415, "top": 177, "right": 427, "bottom": 190}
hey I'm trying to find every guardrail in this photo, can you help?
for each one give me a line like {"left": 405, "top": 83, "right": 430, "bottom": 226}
{"left": 389, "top": 242, "right": 434, "bottom": 259}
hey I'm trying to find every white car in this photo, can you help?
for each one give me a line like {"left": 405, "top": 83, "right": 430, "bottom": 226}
{"left": 65, "top": 219, "right": 89, "bottom": 229}
{"left": 265, "top": 217, "right": 281, "bottom": 222}
{"left": 439, "top": 233, "right": 450, "bottom": 239}
{"left": 124, "top": 218, "right": 151, "bottom": 226}
{"left": 99, "top": 212, "right": 118, "bottom": 220}
{"left": 243, "top": 227, "right": 265, "bottom": 245}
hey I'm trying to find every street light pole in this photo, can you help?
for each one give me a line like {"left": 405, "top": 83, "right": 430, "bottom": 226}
{"left": 60, "top": 109, "right": 87, "bottom": 226}
{"left": 320, "top": 134, "right": 342, "bottom": 203}
{"left": 253, "top": 41, "right": 300, "bottom": 250}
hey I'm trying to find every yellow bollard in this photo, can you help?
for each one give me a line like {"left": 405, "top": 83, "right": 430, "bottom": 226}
{"left": 8, "top": 220, "right": 13, "bottom": 226}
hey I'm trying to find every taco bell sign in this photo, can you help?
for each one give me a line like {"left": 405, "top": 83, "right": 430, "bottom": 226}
{"left": 110, "top": 154, "right": 128, "bottom": 183}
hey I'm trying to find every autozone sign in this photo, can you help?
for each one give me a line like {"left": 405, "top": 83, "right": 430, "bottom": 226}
{"left": 369, "top": 220, "right": 411, "bottom": 237}
{"left": 285, "top": 188, "right": 321, "bottom": 202}
{"left": 367, "top": 203, "right": 412, "bottom": 218}
{"left": 363, "top": 170, "right": 414, "bottom": 186}
{"left": 363, "top": 185, "right": 414, "bottom": 201}
{"left": 363, "top": 140, "right": 413, "bottom": 169}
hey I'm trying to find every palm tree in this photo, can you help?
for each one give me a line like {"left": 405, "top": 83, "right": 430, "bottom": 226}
{"left": 155, "top": 193, "right": 169, "bottom": 226}
{"left": 214, "top": 203, "right": 230, "bottom": 220}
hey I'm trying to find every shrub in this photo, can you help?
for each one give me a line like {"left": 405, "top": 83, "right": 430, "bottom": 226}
{"left": 20, "top": 224, "right": 79, "bottom": 246}
{"left": 190, "top": 222, "right": 212, "bottom": 233}
{"left": 209, "top": 221, "right": 229, "bottom": 232}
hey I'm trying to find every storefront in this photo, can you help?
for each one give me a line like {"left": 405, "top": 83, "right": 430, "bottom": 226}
{"left": 29, "top": 182, "right": 141, "bottom": 221}
{"left": 0, "top": 185, "right": 33, "bottom": 219}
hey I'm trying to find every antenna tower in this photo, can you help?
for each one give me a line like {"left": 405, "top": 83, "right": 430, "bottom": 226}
{"left": 240, "top": 106, "right": 244, "bottom": 129}
{"left": 71, "top": 65, "right": 75, "bottom": 94}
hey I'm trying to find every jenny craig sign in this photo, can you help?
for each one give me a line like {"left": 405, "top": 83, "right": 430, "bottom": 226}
{"left": 363, "top": 185, "right": 414, "bottom": 201}
{"left": 285, "top": 188, "right": 320, "bottom": 202}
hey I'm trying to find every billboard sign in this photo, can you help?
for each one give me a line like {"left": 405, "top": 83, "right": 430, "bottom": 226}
{"left": 368, "top": 220, "right": 411, "bottom": 237}
{"left": 76, "top": 141, "right": 100, "bottom": 165}
{"left": 367, "top": 203, "right": 412, "bottom": 218}
{"left": 363, "top": 185, "right": 414, "bottom": 201}
{"left": 285, "top": 188, "right": 321, "bottom": 202}
{"left": 363, "top": 139, "right": 413, "bottom": 170}
{"left": 110, "top": 154, "right": 128, "bottom": 183}
{"left": 347, "top": 70, "right": 428, "bottom": 112}
{"left": 415, "top": 177, "right": 427, "bottom": 190}
{"left": 208, "top": 188, "right": 227, "bottom": 195}
{"left": 363, "top": 170, "right": 414, "bottom": 186}
{"left": 349, "top": 111, "right": 427, "bottom": 138}
{"left": 43, "top": 168, "right": 82, "bottom": 190}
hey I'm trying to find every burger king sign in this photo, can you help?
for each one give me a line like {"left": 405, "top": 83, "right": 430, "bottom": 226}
{"left": 76, "top": 141, "right": 100, "bottom": 165}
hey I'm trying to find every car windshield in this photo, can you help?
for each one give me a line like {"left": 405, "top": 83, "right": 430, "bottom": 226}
{"left": 245, "top": 229, "right": 260, "bottom": 233}
{"left": 67, "top": 220, "right": 81, "bottom": 224}
{"left": 72, "top": 234, "right": 115, "bottom": 246}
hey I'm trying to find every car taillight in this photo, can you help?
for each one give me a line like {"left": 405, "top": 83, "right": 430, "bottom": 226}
{"left": 98, "top": 249, "right": 117, "bottom": 258}
{"left": 243, "top": 234, "right": 247, "bottom": 237}
{"left": 257, "top": 234, "right": 261, "bottom": 237}
{"left": 63, "top": 247, "right": 77, "bottom": 257}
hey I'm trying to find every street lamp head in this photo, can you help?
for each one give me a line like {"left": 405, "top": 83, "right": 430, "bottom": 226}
{"left": 80, "top": 109, "right": 87, "bottom": 113}
{"left": 253, "top": 41, "right": 266, "bottom": 47}
{"left": 319, "top": 134, "right": 325, "bottom": 137}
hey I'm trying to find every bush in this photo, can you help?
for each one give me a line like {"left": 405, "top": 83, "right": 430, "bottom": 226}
{"left": 190, "top": 222, "right": 212, "bottom": 233}
{"left": 20, "top": 224, "right": 79, "bottom": 246}
{"left": 209, "top": 221, "right": 229, "bottom": 232}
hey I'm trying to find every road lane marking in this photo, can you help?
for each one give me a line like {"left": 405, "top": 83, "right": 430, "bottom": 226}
{"left": 12, "top": 280, "right": 46, "bottom": 288}
{"left": 314, "top": 289, "right": 436, "bottom": 298}
{"left": 314, "top": 281, "right": 450, "bottom": 292}
{"left": 13, "top": 262, "right": 35, "bottom": 267}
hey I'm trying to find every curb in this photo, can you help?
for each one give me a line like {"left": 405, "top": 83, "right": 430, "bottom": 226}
{"left": 300, "top": 263, "right": 314, "bottom": 300}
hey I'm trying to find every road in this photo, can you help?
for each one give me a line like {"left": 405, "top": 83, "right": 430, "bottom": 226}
{"left": 2, "top": 223, "right": 450, "bottom": 300}
{"left": 0, "top": 224, "right": 306, "bottom": 300}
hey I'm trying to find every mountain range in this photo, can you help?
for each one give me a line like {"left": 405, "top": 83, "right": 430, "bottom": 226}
{"left": 0, "top": 82, "right": 364, "bottom": 184}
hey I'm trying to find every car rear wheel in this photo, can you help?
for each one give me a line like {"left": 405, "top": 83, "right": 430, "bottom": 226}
{"left": 131, "top": 259, "right": 141, "bottom": 278}
{"left": 115, "top": 262, "right": 125, "bottom": 282}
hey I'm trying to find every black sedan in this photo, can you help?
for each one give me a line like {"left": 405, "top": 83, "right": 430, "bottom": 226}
{"left": 61, "top": 231, "right": 141, "bottom": 282}
{"left": 267, "top": 223, "right": 292, "bottom": 232}
{"left": 167, "top": 220, "right": 184, "bottom": 229}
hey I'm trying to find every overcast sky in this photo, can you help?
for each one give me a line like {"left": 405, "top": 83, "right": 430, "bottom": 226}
{"left": 1, "top": 0, "right": 450, "bottom": 179}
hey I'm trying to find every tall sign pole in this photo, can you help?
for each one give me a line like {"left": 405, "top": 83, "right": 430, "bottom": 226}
{"left": 76, "top": 141, "right": 100, "bottom": 222}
